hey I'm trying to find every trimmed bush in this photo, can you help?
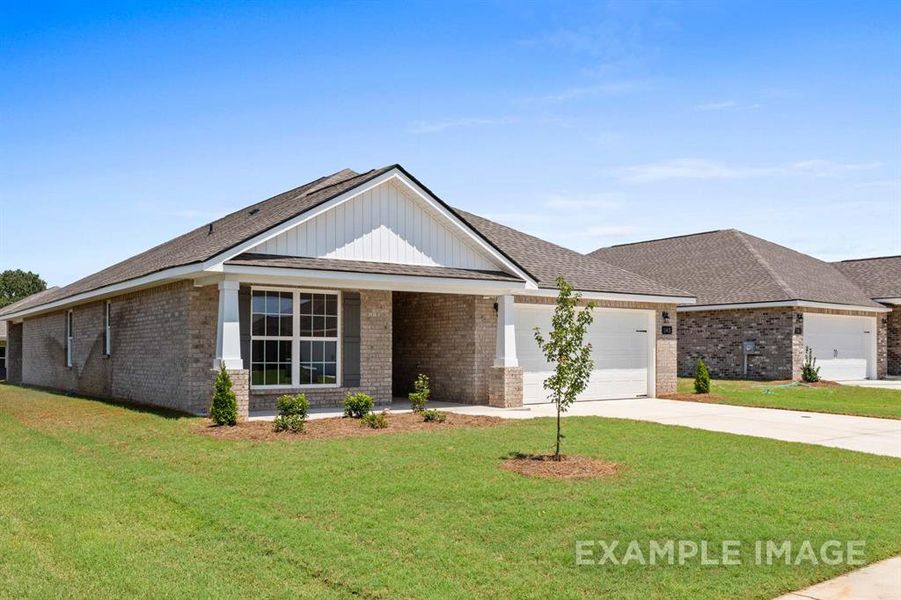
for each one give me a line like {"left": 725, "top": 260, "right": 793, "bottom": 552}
{"left": 361, "top": 410, "right": 388, "bottom": 429}
{"left": 694, "top": 359, "right": 711, "bottom": 394}
{"left": 802, "top": 346, "right": 821, "bottom": 383}
{"left": 273, "top": 393, "right": 308, "bottom": 433}
{"left": 409, "top": 373, "right": 431, "bottom": 412}
{"left": 421, "top": 408, "right": 446, "bottom": 423}
{"left": 344, "top": 392, "right": 374, "bottom": 418}
{"left": 210, "top": 365, "right": 238, "bottom": 426}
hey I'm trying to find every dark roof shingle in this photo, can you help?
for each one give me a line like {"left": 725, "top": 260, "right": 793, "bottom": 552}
{"left": 833, "top": 256, "right": 901, "bottom": 299}
{"left": 590, "top": 229, "right": 882, "bottom": 308}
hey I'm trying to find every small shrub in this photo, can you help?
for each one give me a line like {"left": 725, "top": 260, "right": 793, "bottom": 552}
{"left": 210, "top": 365, "right": 238, "bottom": 426}
{"left": 409, "top": 373, "right": 431, "bottom": 412}
{"left": 273, "top": 393, "right": 308, "bottom": 433}
{"left": 344, "top": 392, "right": 373, "bottom": 418}
{"left": 361, "top": 410, "right": 388, "bottom": 429}
{"left": 801, "top": 346, "right": 821, "bottom": 383}
{"left": 694, "top": 359, "right": 711, "bottom": 394}
{"left": 421, "top": 408, "right": 446, "bottom": 423}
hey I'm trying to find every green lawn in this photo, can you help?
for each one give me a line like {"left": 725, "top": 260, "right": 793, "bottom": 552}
{"left": 1, "top": 384, "right": 899, "bottom": 599}
{"left": 675, "top": 378, "right": 901, "bottom": 419}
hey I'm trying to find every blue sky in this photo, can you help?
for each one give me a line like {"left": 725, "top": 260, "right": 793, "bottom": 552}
{"left": 1, "top": 0, "right": 899, "bottom": 287}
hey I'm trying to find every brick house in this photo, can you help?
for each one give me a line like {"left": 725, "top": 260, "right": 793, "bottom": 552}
{"left": 0, "top": 165, "right": 693, "bottom": 417}
{"left": 590, "top": 230, "right": 890, "bottom": 381}
{"left": 833, "top": 256, "right": 901, "bottom": 377}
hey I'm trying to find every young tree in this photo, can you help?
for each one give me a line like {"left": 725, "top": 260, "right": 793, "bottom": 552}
{"left": 694, "top": 359, "right": 711, "bottom": 394}
{"left": 0, "top": 269, "right": 47, "bottom": 308}
{"left": 210, "top": 365, "right": 238, "bottom": 426}
{"left": 533, "top": 277, "right": 595, "bottom": 461}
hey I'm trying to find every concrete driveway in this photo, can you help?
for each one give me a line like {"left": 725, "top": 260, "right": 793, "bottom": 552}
{"left": 837, "top": 379, "right": 901, "bottom": 390}
{"left": 254, "top": 397, "right": 901, "bottom": 458}
{"left": 442, "top": 398, "right": 901, "bottom": 458}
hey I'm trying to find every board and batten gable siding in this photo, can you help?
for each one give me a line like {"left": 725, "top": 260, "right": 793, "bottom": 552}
{"left": 249, "top": 180, "right": 498, "bottom": 270}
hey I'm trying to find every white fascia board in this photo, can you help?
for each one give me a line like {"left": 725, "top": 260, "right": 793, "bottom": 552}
{"left": 874, "top": 297, "right": 901, "bottom": 305}
{"left": 201, "top": 168, "right": 538, "bottom": 289}
{"left": 678, "top": 300, "right": 891, "bottom": 313}
{"left": 515, "top": 288, "right": 696, "bottom": 305}
{"left": 219, "top": 264, "right": 529, "bottom": 295}
{"left": 0, "top": 264, "right": 204, "bottom": 321}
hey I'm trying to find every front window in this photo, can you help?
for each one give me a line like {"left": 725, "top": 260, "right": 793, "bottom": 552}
{"left": 250, "top": 289, "right": 340, "bottom": 388}
{"left": 66, "top": 310, "right": 74, "bottom": 367}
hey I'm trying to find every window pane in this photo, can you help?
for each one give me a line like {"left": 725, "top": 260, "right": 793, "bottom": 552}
{"left": 262, "top": 292, "right": 278, "bottom": 314}
{"left": 313, "top": 316, "right": 325, "bottom": 336}
{"left": 300, "top": 316, "right": 312, "bottom": 337}
{"left": 322, "top": 362, "right": 336, "bottom": 383}
{"left": 279, "top": 293, "right": 293, "bottom": 314}
{"left": 299, "top": 340, "right": 311, "bottom": 362}
{"left": 299, "top": 364, "right": 313, "bottom": 385}
{"left": 252, "top": 315, "right": 265, "bottom": 336}
{"left": 312, "top": 341, "right": 323, "bottom": 362}
{"left": 251, "top": 364, "right": 265, "bottom": 386}
{"left": 252, "top": 292, "right": 266, "bottom": 314}
{"left": 279, "top": 341, "right": 292, "bottom": 362}
{"left": 326, "top": 295, "right": 337, "bottom": 316}
{"left": 312, "top": 295, "right": 325, "bottom": 315}
{"left": 299, "top": 294, "right": 312, "bottom": 315}
{"left": 323, "top": 341, "right": 337, "bottom": 362}
{"left": 277, "top": 364, "right": 292, "bottom": 385}
{"left": 279, "top": 315, "right": 293, "bottom": 337}
{"left": 265, "top": 340, "right": 277, "bottom": 362}
{"left": 325, "top": 316, "right": 337, "bottom": 337}
{"left": 252, "top": 340, "right": 264, "bottom": 362}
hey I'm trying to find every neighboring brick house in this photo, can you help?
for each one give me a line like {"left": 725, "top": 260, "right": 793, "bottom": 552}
{"left": 591, "top": 230, "right": 889, "bottom": 382}
{"left": 0, "top": 165, "right": 693, "bottom": 417}
{"left": 833, "top": 256, "right": 901, "bottom": 377}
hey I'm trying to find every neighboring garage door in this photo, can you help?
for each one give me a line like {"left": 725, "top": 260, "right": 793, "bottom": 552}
{"left": 515, "top": 304, "right": 652, "bottom": 404}
{"left": 804, "top": 313, "right": 876, "bottom": 381}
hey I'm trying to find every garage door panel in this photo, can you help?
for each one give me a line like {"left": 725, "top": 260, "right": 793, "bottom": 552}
{"left": 804, "top": 314, "right": 874, "bottom": 381}
{"left": 516, "top": 305, "right": 650, "bottom": 404}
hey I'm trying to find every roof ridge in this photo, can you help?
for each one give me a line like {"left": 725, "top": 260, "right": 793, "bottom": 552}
{"left": 603, "top": 229, "right": 727, "bottom": 250}
{"left": 731, "top": 230, "right": 796, "bottom": 299}
{"left": 835, "top": 255, "right": 901, "bottom": 263}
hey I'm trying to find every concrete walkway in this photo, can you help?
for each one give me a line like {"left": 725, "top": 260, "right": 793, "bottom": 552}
{"left": 773, "top": 555, "right": 901, "bottom": 600}
{"left": 837, "top": 379, "right": 901, "bottom": 390}
{"left": 251, "top": 397, "right": 901, "bottom": 458}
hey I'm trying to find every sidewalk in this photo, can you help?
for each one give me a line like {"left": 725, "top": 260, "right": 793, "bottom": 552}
{"left": 773, "top": 555, "right": 901, "bottom": 600}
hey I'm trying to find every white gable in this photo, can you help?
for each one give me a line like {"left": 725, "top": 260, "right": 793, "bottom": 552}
{"left": 249, "top": 179, "right": 501, "bottom": 271}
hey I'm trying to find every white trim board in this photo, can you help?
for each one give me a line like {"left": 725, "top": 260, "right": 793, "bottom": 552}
{"left": 515, "top": 288, "right": 695, "bottom": 305}
{"left": 678, "top": 300, "right": 891, "bottom": 313}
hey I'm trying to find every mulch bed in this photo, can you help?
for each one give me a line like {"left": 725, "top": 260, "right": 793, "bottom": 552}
{"left": 660, "top": 392, "right": 730, "bottom": 403}
{"left": 501, "top": 453, "right": 620, "bottom": 480}
{"left": 198, "top": 411, "right": 505, "bottom": 442}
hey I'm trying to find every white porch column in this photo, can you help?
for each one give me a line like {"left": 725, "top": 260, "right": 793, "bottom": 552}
{"left": 494, "top": 294, "right": 518, "bottom": 367}
{"left": 214, "top": 280, "right": 244, "bottom": 370}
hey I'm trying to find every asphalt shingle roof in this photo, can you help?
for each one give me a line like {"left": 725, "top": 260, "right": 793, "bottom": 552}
{"left": 1, "top": 165, "right": 691, "bottom": 317}
{"left": 832, "top": 256, "right": 901, "bottom": 300}
{"left": 590, "top": 229, "right": 882, "bottom": 309}
{"left": 452, "top": 209, "right": 692, "bottom": 297}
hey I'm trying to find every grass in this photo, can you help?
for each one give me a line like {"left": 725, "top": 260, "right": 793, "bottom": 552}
{"left": 675, "top": 378, "right": 901, "bottom": 419}
{"left": 1, "top": 384, "right": 899, "bottom": 599}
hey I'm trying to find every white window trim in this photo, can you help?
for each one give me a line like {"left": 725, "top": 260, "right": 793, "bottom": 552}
{"left": 250, "top": 286, "right": 342, "bottom": 390}
{"left": 66, "top": 310, "right": 74, "bottom": 368}
{"left": 104, "top": 301, "right": 112, "bottom": 356}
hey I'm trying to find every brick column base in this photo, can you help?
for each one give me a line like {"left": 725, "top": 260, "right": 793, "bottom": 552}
{"left": 210, "top": 368, "right": 249, "bottom": 419}
{"left": 489, "top": 366, "right": 523, "bottom": 408}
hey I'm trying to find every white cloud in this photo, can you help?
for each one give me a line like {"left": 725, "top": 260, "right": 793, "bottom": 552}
{"left": 521, "top": 81, "right": 645, "bottom": 104}
{"left": 790, "top": 160, "right": 882, "bottom": 177}
{"left": 614, "top": 158, "right": 883, "bottom": 183}
{"left": 695, "top": 100, "right": 761, "bottom": 111}
{"left": 615, "top": 159, "right": 769, "bottom": 182}
{"left": 407, "top": 117, "right": 517, "bottom": 135}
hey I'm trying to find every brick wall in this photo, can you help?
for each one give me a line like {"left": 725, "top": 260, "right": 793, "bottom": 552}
{"left": 17, "top": 281, "right": 219, "bottom": 414}
{"left": 888, "top": 306, "right": 901, "bottom": 376}
{"left": 392, "top": 292, "right": 494, "bottom": 404}
{"left": 678, "top": 308, "right": 796, "bottom": 380}
{"left": 249, "top": 289, "right": 392, "bottom": 411}
{"left": 679, "top": 307, "right": 888, "bottom": 381}
{"left": 6, "top": 322, "right": 22, "bottom": 384}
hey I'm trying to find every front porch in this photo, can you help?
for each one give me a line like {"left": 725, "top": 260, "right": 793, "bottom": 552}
{"left": 208, "top": 273, "right": 527, "bottom": 419}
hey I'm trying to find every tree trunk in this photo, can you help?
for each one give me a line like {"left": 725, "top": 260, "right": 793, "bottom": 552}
{"left": 555, "top": 401, "right": 562, "bottom": 460}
